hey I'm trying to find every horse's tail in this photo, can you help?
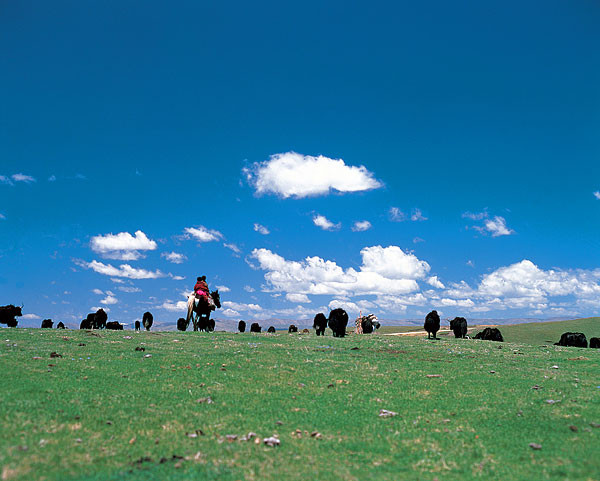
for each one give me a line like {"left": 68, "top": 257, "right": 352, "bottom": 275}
{"left": 186, "top": 292, "right": 195, "bottom": 322}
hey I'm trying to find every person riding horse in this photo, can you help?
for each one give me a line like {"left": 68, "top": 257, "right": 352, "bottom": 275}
{"left": 193, "top": 275, "right": 214, "bottom": 311}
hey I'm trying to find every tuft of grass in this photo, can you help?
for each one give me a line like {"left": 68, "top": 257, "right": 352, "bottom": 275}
{"left": 1, "top": 328, "right": 599, "bottom": 480}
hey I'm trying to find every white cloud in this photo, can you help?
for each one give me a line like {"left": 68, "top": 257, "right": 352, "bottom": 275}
{"left": 594, "top": 191, "right": 600, "bottom": 200}
{"left": 22, "top": 313, "right": 41, "bottom": 319}
{"left": 313, "top": 214, "right": 341, "bottom": 231}
{"left": 244, "top": 285, "right": 255, "bottom": 292}
{"left": 92, "top": 288, "right": 104, "bottom": 295}
{"left": 171, "top": 275, "right": 186, "bottom": 281}
{"left": 118, "top": 286, "right": 142, "bottom": 293}
{"left": 250, "top": 245, "right": 430, "bottom": 298}
{"left": 440, "top": 298, "right": 475, "bottom": 308}
{"left": 100, "top": 295, "right": 118, "bottom": 305}
{"left": 286, "top": 293, "right": 311, "bottom": 303}
{"left": 244, "top": 151, "right": 382, "bottom": 198}
{"left": 411, "top": 208, "right": 427, "bottom": 221}
{"left": 254, "top": 223, "right": 270, "bottom": 235}
{"left": 413, "top": 237, "right": 424, "bottom": 244}
{"left": 463, "top": 211, "right": 514, "bottom": 237}
{"left": 222, "top": 301, "right": 263, "bottom": 312}
{"left": 351, "top": 220, "right": 372, "bottom": 232}
{"left": 11, "top": 173, "right": 36, "bottom": 183}
{"left": 389, "top": 207, "right": 405, "bottom": 222}
{"left": 222, "top": 308, "right": 240, "bottom": 317}
{"left": 484, "top": 216, "right": 514, "bottom": 237}
{"left": 161, "top": 251, "right": 187, "bottom": 264}
{"left": 224, "top": 243, "right": 242, "bottom": 255}
{"left": 0, "top": 176, "right": 12, "bottom": 185}
{"left": 215, "top": 285, "right": 230, "bottom": 292}
{"left": 0, "top": 213, "right": 5, "bottom": 220}
{"left": 75, "top": 259, "right": 165, "bottom": 279}
{"left": 427, "top": 276, "right": 445, "bottom": 289}
{"left": 90, "top": 230, "right": 157, "bottom": 260}
{"left": 159, "top": 300, "right": 188, "bottom": 311}
{"left": 184, "top": 226, "right": 223, "bottom": 243}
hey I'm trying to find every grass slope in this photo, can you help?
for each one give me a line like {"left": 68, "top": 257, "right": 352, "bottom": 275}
{"left": 499, "top": 317, "right": 600, "bottom": 346}
{"left": 1, "top": 328, "right": 600, "bottom": 480}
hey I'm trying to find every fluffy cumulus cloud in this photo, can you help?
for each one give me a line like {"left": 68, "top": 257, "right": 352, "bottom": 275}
{"left": 463, "top": 211, "right": 514, "bottom": 237}
{"left": 313, "top": 214, "right": 341, "bottom": 231}
{"left": 100, "top": 295, "right": 118, "bottom": 305}
{"left": 184, "top": 226, "right": 223, "bottom": 243}
{"left": 441, "top": 259, "right": 600, "bottom": 313}
{"left": 594, "top": 191, "right": 600, "bottom": 200}
{"left": 75, "top": 259, "right": 164, "bottom": 279}
{"left": 161, "top": 252, "right": 187, "bottom": 264}
{"left": 351, "top": 220, "right": 372, "bottom": 232}
{"left": 249, "top": 245, "right": 433, "bottom": 312}
{"left": 90, "top": 230, "right": 157, "bottom": 260}
{"left": 160, "top": 300, "right": 188, "bottom": 311}
{"left": 253, "top": 223, "right": 270, "bottom": 235}
{"left": 244, "top": 152, "right": 382, "bottom": 199}
{"left": 286, "top": 293, "right": 311, "bottom": 303}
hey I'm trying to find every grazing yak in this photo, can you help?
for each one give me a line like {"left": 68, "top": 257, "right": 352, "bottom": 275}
{"left": 555, "top": 332, "right": 587, "bottom": 348}
{"left": 474, "top": 327, "right": 504, "bottom": 342}
{"left": 313, "top": 313, "right": 328, "bottom": 336}
{"left": 250, "top": 322, "right": 261, "bottom": 333}
{"left": 267, "top": 326, "right": 276, "bottom": 333}
{"left": 93, "top": 309, "right": 107, "bottom": 329}
{"left": 288, "top": 324, "right": 298, "bottom": 333}
{"left": 328, "top": 308, "right": 349, "bottom": 338}
{"left": 238, "top": 320, "right": 246, "bottom": 333}
{"left": 0, "top": 305, "right": 22, "bottom": 327}
{"left": 424, "top": 310, "right": 441, "bottom": 339}
{"left": 142, "top": 312, "right": 153, "bottom": 331}
{"left": 106, "top": 321, "right": 123, "bottom": 330}
{"left": 177, "top": 317, "right": 189, "bottom": 331}
{"left": 450, "top": 317, "right": 468, "bottom": 338}
{"left": 41, "top": 319, "right": 54, "bottom": 328}
{"left": 56, "top": 322, "right": 66, "bottom": 329}
{"left": 135, "top": 320, "right": 141, "bottom": 331}
{"left": 590, "top": 337, "right": 600, "bottom": 349}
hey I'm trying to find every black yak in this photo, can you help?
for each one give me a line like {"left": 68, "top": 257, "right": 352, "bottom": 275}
{"left": 555, "top": 332, "right": 587, "bottom": 348}
{"left": 361, "top": 314, "right": 380, "bottom": 334}
{"left": 313, "top": 313, "right": 328, "bottom": 336}
{"left": 590, "top": 337, "right": 600, "bottom": 349}
{"left": 0, "top": 305, "right": 22, "bottom": 327}
{"left": 328, "top": 308, "right": 349, "bottom": 338}
{"left": 474, "top": 327, "right": 504, "bottom": 342}
{"left": 135, "top": 320, "right": 141, "bottom": 331}
{"left": 424, "top": 310, "right": 440, "bottom": 339}
{"left": 93, "top": 309, "right": 107, "bottom": 329}
{"left": 142, "top": 312, "right": 153, "bottom": 331}
{"left": 177, "top": 317, "right": 189, "bottom": 331}
{"left": 80, "top": 314, "right": 94, "bottom": 329}
{"left": 288, "top": 324, "right": 298, "bottom": 333}
{"left": 267, "top": 326, "right": 276, "bottom": 333}
{"left": 238, "top": 320, "right": 246, "bottom": 333}
{"left": 450, "top": 317, "right": 468, "bottom": 338}
{"left": 250, "top": 322, "right": 261, "bottom": 333}
{"left": 41, "top": 319, "right": 54, "bottom": 328}
{"left": 106, "top": 321, "right": 123, "bottom": 330}
{"left": 56, "top": 322, "right": 66, "bottom": 329}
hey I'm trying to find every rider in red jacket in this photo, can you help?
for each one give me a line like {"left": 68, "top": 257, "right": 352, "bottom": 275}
{"left": 194, "top": 275, "right": 209, "bottom": 299}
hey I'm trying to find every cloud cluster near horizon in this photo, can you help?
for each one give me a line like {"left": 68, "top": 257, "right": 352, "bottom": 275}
{"left": 244, "top": 152, "right": 382, "bottom": 198}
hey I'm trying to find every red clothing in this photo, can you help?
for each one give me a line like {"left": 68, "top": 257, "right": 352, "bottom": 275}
{"left": 194, "top": 280, "right": 209, "bottom": 297}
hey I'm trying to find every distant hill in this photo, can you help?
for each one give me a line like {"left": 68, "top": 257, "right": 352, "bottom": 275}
{"left": 497, "top": 317, "right": 600, "bottom": 345}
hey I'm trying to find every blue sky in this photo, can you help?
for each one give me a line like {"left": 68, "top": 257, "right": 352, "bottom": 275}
{"left": 1, "top": 0, "right": 599, "bottom": 327}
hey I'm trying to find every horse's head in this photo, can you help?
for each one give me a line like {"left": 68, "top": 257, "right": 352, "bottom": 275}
{"left": 211, "top": 290, "right": 221, "bottom": 308}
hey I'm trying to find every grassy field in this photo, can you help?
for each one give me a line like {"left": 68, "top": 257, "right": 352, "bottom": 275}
{"left": 1, "top": 325, "right": 600, "bottom": 480}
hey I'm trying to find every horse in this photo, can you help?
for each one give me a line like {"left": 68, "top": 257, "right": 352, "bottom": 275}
{"left": 186, "top": 290, "right": 221, "bottom": 332}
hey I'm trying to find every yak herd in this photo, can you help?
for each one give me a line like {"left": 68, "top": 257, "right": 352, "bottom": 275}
{"left": 0, "top": 303, "right": 599, "bottom": 349}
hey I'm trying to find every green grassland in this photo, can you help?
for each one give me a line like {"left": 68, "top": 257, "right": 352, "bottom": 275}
{"left": 1, "top": 323, "right": 600, "bottom": 480}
